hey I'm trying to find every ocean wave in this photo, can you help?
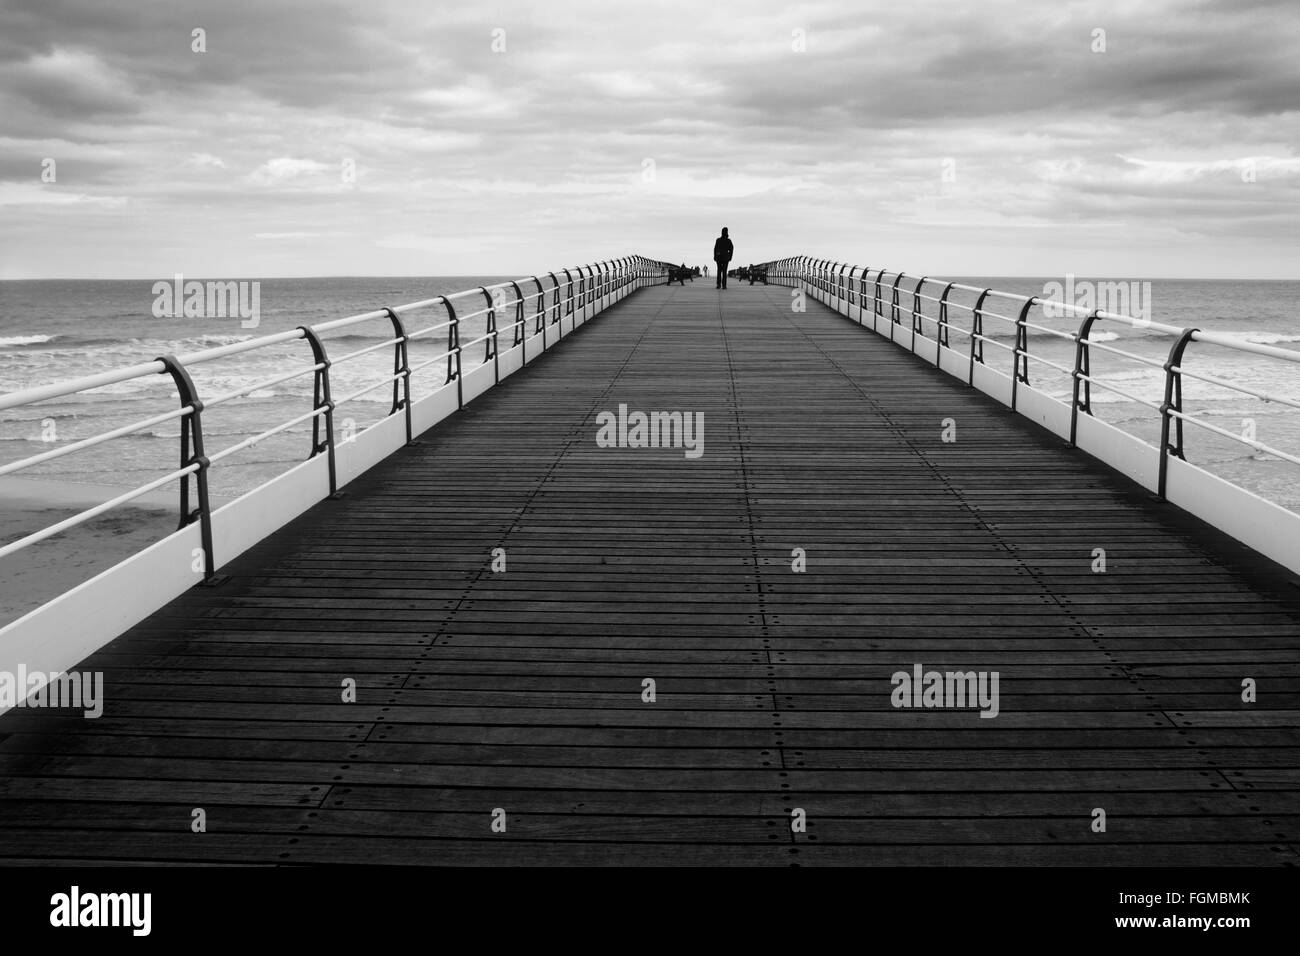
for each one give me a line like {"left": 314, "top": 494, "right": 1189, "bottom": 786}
{"left": 178, "top": 333, "right": 258, "bottom": 349}
{"left": 1187, "top": 408, "right": 1293, "bottom": 421}
{"left": 0, "top": 327, "right": 453, "bottom": 370}
{"left": 0, "top": 334, "right": 60, "bottom": 347}
{"left": 84, "top": 379, "right": 171, "bottom": 396}
{"left": 1239, "top": 332, "right": 1300, "bottom": 346}
{"left": 0, "top": 410, "right": 82, "bottom": 424}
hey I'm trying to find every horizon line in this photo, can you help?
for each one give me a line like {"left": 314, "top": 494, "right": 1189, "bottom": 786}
{"left": 2, "top": 273, "right": 1297, "bottom": 283}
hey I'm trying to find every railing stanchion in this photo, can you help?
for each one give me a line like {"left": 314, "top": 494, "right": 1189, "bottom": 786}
{"left": 509, "top": 281, "right": 525, "bottom": 348}
{"left": 382, "top": 307, "right": 414, "bottom": 444}
{"left": 1010, "top": 297, "right": 1036, "bottom": 411}
{"left": 439, "top": 298, "right": 462, "bottom": 409}
{"left": 157, "top": 354, "right": 216, "bottom": 581}
{"left": 1158, "top": 329, "right": 1199, "bottom": 500}
{"left": 298, "top": 326, "right": 338, "bottom": 496}
{"left": 968, "top": 290, "right": 990, "bottom": 386}
{"left": 936, "top": 282, "right": 954, "bottom": 366}
{"left": 549, "top": 272, "right": 561, "bottom": 331}
{"left": 911, "top": 276, "right": 928, "bottom": 352}
{"left": 1069, "top": 310, "right": 1101, "bottom": 447}
{"left": 533, "top": 276, "right": 546, "bottom": 352}
{"left": 480, "top": 287, "right": 499, "bottom": 385}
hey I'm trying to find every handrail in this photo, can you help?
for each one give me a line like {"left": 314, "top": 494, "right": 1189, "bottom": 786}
{"left": 759, "top": 256, "right": 1300, "bottom": 509}
{"left": 0, "top": 255, "right": 669, "bottom": 577}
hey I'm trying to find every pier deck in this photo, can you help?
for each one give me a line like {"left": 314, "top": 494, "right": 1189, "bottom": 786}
{"left": 1, "top": 281, "right": 1297, "bottom": 865}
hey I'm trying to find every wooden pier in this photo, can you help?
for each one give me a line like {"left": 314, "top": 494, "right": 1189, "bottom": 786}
{"left": 1, "top": 280, "right": 1297, "bottom": 865}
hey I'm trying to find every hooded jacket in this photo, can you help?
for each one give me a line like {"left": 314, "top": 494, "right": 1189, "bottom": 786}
{"left": 713, "top": 230, "right": 733, "bottom": 264}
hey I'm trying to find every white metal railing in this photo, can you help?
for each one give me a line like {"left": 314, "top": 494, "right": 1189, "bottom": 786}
{"left": 0, "top": 256, "right": 670, "bottom": 574}
{"left": 761, "top": 256, "right": 1300, "bottom": 504}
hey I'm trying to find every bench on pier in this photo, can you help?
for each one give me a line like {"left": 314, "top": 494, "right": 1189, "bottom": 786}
{"left": 667, "top": 265, "right": 694, "bottom": 286}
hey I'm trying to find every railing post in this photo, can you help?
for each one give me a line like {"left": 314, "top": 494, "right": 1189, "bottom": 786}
{"left": 968, "top": 289, "right": 990, "bottom": 385}
{"left": 157, "top": 353, "right": 216, "bottom": 581}
{"left": 533, "top": 276, "right": 547, "bottom": 349}
{"left": 1010, "top": 297, "right": 1035, "bottom": 411}
{"left": 874, "top": 271, "right": 884, "bottom": 320}
{"left": 382, "top": 307, "right": 414, "bottom": 444}
{"left": 549, "top": 272, "right": 561, "bottom": 327}
{"left": 440, "top": 298, "right": 462, "bottom": 409}
{"left": 297, "top": 325, "right": 338, "bottom": 497}
{"left": 480, "top": 287, "right": 499, "bottom": 385}
{"left": 509, "top": 281, "right": 525, "bottom": 347}
{"left": 562, "top": 268, "right": 574, "bottom": 319}
{"left": 910, "top": 276, "right": 928, "bottom": 351}
{"left": 1069, "top": 310, "right": 1101, "bottom": 447}
{"left": 936, "top": 282, "right": 954, "bottom": 365}
{"left": 1157, "top": 329, "right": 1198, "bottom": 500}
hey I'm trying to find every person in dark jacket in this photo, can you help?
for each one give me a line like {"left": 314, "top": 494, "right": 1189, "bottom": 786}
{"left": 713, "top": 227, "right": 733, "bottom": 289}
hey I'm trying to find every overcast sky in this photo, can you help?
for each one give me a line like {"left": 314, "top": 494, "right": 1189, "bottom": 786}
{"left": 1, "top": 0, "right": 1296, "bottom": 279}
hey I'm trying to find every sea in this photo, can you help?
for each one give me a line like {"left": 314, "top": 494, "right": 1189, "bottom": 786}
{"left": 1, "top": 276, "right": 1297, "bottom": 511}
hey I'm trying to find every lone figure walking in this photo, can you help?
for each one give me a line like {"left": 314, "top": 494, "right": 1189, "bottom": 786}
{"left": 713, "top": 227, "right": 733, "bottom": 289}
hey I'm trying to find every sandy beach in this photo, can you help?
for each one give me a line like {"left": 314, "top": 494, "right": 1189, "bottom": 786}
{"left": 0, "top": 475, "right": 232, "bottom": 627}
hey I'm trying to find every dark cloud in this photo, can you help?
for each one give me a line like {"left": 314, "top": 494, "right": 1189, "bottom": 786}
{"left": 0, "top": 0, "right": 1296, "bottom": 278}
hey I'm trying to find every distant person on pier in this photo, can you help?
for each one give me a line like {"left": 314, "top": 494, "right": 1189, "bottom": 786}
{"left": 703, "top": 264, "right": 708, "bottom": 277}
{"left": 713, "top": 227, "right": 733, "bottom": 289}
